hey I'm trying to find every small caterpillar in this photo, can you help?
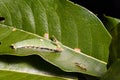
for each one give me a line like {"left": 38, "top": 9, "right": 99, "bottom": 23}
{"left": 12, "top": 39, "right": 63, "bottom": 53}
{"left": 13, "top": 45, "right": 62, "bottom": 52}
{"left": 75, "top": 62, "right": 87, "bottom": 71}
{"left": 11, "top": 45, "right": 62, "bottom": 52}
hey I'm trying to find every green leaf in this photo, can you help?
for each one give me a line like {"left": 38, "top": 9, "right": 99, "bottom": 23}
{"left": 0, "top": 55, "right": 76, "bottom": 80}
{"left": 101, "top": 59, "right": 120, "bottom": 80}
{"left": 0, "top": 0, "right": 112, "bottom": 79}
{"left": 0, "top": 0, "right": 111, "bottom": 62}
{"left": 0, "top": 24, "right": 107, "bottom": 77}
{"left": 103, "top": 16, "right": 120, "bottom": 64}
{"left": 103, "top": 16, "right": 120, "bottom": 32}
{"left": 0, "top": 71, "right": 68, "bottom": 80}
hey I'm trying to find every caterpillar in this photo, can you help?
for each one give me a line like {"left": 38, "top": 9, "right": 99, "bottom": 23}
{"left": 75, "top": 62, "right": 87, "bottom": 71}
{"left": 12, "top": 39, "right": 63, "bottom": 53}
{"left": 17, "top": 45, "right": 62, "bottom": 52}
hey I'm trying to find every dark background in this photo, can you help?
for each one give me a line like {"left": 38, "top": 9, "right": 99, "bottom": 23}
{"left": 70, "top": 0, "right": 120, "bottom": 19}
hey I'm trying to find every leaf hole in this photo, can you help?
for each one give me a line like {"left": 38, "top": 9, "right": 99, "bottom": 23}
{"left": 0, "top": 17, "right": 5, "bottom": 21}
{"left": 10, "top": 45, "right": 15, "bottom": 49}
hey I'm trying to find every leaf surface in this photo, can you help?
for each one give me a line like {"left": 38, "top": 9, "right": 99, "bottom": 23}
{"left": 0, "top": 0, "right": 111, "bottom": 62}
{"left": 0, "top": 24, "right": 107, "bottom": 76}
{"left": 0, "top": 55, "right": 76, "bottom": 80}
{"left": 0, "top": 0, "right": 112, "bottom": 78}
{"left": 103, "top": 16, "right": 120, "bottom": 64}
